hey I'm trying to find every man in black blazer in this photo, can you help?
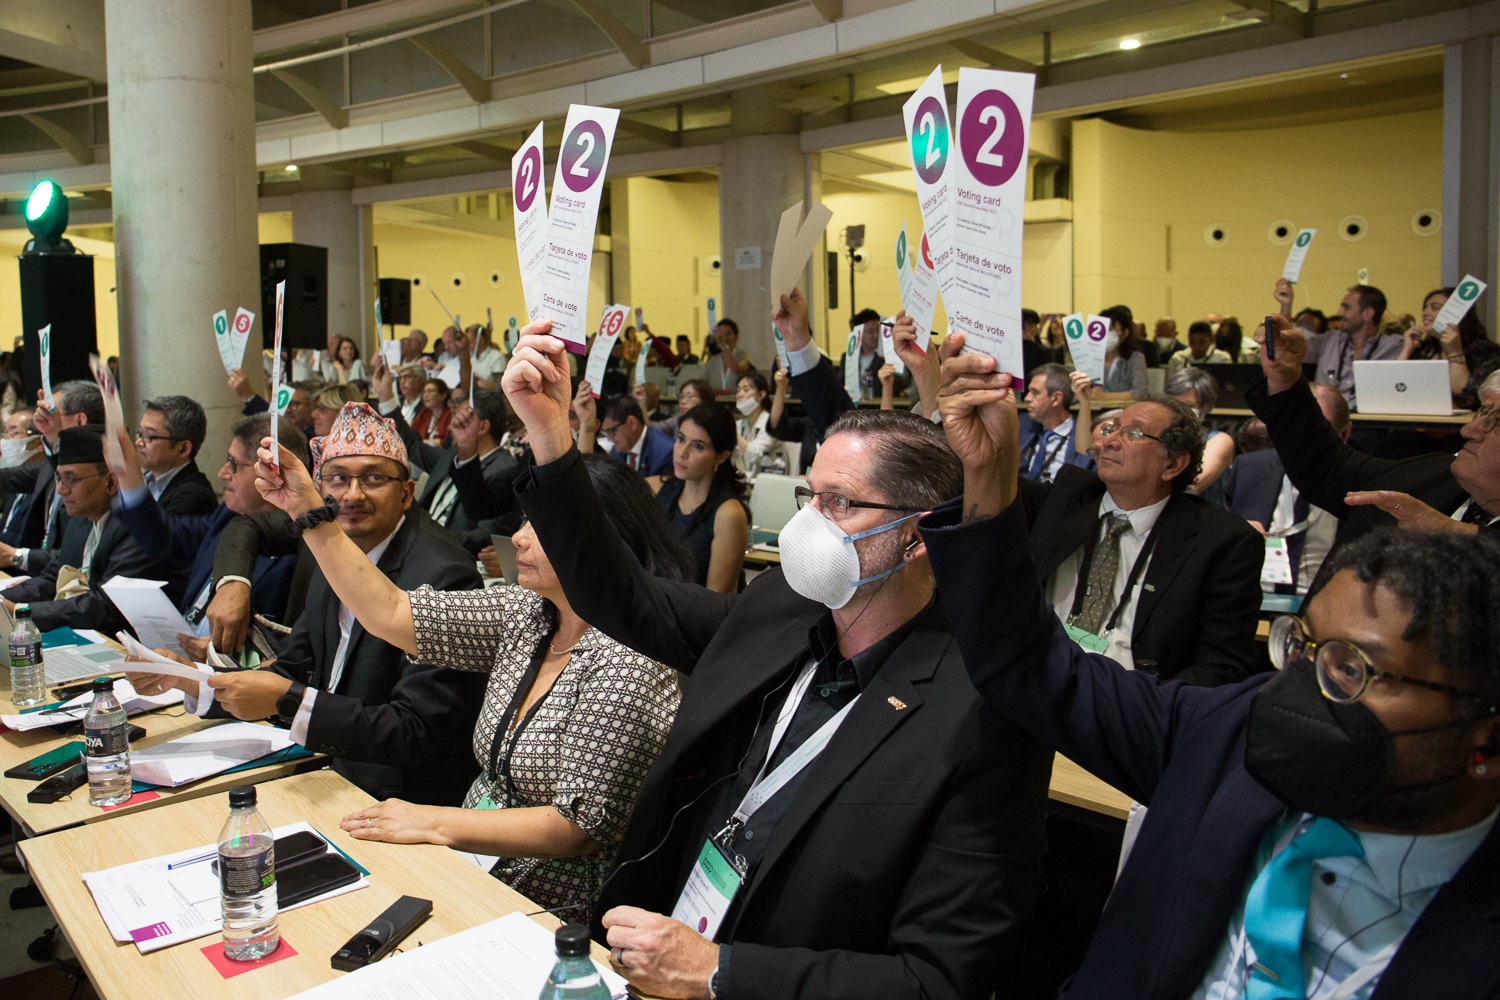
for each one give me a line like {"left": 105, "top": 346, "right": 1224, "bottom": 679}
{"left": 1, "top": 426, "right": 177, "bottom": 633}
{"left": 1021, "top": 395, "right": 1264, "bottom": 686}
{"left": 131, "top": 395, "right": 219, "bottom": 518}
{"left": 1247, "top": 319, "right": 1500, "bottom": 550}
{"left": 137, "top": 403, "right": 484, "bottom": 806}
{"left": 0, "top": 379, "right": 106, "bottom": 574}
{"left": 503, "top": 325, "right": 1052, "bottom": 1000}
{"left": 924, "top": 333, "right": 1500, "bottom": 1000}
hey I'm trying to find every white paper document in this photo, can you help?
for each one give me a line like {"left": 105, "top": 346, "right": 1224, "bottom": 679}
{"left": 895, "top": 219, "right": 937, "bottom": 357}
{"left": 1281, "top": 229, "right": 1316, "bottom": 283}
{"left": 114, "top": 631, "right": 215, "bottom": 684}
{"left": 1431, "top": 275, "right": 1487, "bottom": 332}
{"left": 903, "top": 66, "right": 956, "bottom": 303}
{"left": 947, "top": 67, "right": 1034, "bottom": 384}
{"left": 380, "top": 339, "right": 404, "bottom": 371}
{"left": 437, "top": 360, "right": 462, "bottom": 389}
{"left": 39, "top": 323, "right": 54, "bottom": 406}
{"left": 512, "top": 122, "right": 549, "bottom": 324}
{"left": 1, "top": 678, "right": 182, "bottom": 731}
{"left": 82, "top": 821, "right": 367, "bottom": 954}
{"left": 128, "top": 720, "right": 295, "bottom": 788}
{"left": 584, "top": 304, "right": 630, "bottom": 396}
{"left": 101, "top": 577, "right": 195, "bottom": 653}
{"left": 288, "top": 912, "right": 627, "bottom": 1000}
{"left": 1064, "top": 313, "right": 1110, "bottom": 384}
{"left": 539, "top": 104, "right": 619, "bottom": 354}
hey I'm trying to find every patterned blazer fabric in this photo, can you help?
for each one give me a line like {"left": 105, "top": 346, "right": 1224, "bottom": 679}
{"left": 409, "top": 584, "right": 680, "bottom": 914}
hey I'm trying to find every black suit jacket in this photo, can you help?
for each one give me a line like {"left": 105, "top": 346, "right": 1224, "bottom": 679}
{"left": 0, "top": 459, "right": 68, "bottom": 572}
{"left": 1247, "top": 378, "right": 1471, "bottom": 552}
{"left": 922, "top": 497, "right": 1500, "bottom": 1000}
{"left": 1, "top": 513, "right": 176, "bottom": 633}
{"left": 519, "top": 448, "right": 1052, "bottom": 1000}
{"left": 154, "top": 460, "right": 218, "bottom": 518}
{"left": 1221, "top": 448, "right": 1287, "bottom": 527}
{"left": 416, "top": 447, "right": 522, "bottom": 552}
{"left": 1022, "top": 465, "right": 1264, "bottom": 686}
{"left": 211, "top": 508, "right": 485, "bottom": 804}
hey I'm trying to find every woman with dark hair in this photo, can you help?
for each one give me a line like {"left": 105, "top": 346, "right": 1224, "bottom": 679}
{"left": 1091, "top": 305, "right": 1149, "bottom": 402}
{"left": 329, "top": 337, "right": 366, "bottom": 384}
{"left": 1399, "top": 286, "right": 1500, "bottom": 410}
{"left": 648, "top": 402, "right": 750, "bottom": 592}
{"left": 734, "top": 371, "right": 776, "bottom": 478}
{"left": 1215, "top": 317, "right": 1258, "bottom": 364}
{"left": 238, "top": 446, "right": 690, "bottom": 921}
{"left": 411, "top": 377, "right": 453, "bottom": 446}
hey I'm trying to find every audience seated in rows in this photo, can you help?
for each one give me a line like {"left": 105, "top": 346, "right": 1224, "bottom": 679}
{"left": 0, "top": 410, "right": 41, "bottom": 544}
{"left": 1165, "top": 320, "right": 1232, "bottom": 376}
{"left": 0, "top": 380, "right": 105, "bottom": 573}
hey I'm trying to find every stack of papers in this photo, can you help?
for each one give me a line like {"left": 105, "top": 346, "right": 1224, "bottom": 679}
{"left": 0, "top": 678, "right": 182, "bottom": 732}
{"left": 129, "top": 721, "right": 295, "bottom": 788}
{"left": 82, "top": 821, "right": 368, "bottom": 953}
{"left": 289, "top": 911, "right": 627, "bottom": 998}
{"left": 100, "top": 577, "right": 196, "bottom": 653}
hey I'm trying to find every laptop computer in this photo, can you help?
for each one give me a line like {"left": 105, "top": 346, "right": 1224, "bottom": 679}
{"left": 1352, "top": 360, "right": 1454, "bottom": 415}
{"left": 1195, "top": 364, "right": 1266, "bottom": 410}
{"left": 488, "top": 534, "right": 520, "bottom": 584}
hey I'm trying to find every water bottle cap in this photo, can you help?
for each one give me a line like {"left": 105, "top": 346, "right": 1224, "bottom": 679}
{"left": 91, "top": 677, "right": 113, "bottom": 692}
{"left": 14, "top": 604, "right": 28, "bottom": 618}
{"left": 228, "top": 785, "right": 257, "bottom": 808}
{"left": 554, "top": 922, "right": 591, "bottom": 957}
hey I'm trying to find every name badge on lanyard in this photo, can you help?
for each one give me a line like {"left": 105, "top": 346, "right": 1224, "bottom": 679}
{"left": 1261, "top": 537, "right": 1293, "bottom": 585}
{"left": 671, "top": 662, "right": 858, "bottom": 940}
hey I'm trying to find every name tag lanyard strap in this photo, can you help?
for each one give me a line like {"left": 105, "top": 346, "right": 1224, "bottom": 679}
{"left": 715, "top": 660, "right": 860, "bottom": 873}
{"left": 1067, "top": 519, "right": 1162, "bottom": 636}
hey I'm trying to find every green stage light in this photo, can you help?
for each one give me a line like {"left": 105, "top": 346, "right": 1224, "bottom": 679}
{"left": 23, "top": 179, "right": 71, "bottom": 254}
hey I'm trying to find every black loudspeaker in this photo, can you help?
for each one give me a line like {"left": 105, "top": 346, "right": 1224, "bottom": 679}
{"left": 19, "top": 254, "right": 97, "bottom": 400}
{"left": 826, "top": 250, "right": 839, "bottom": 312}
{"left": 260, "top": 243, "right": 327, "bottom": 350}
{"left": 378, "top": 277, "right": 411, "bottom": 326}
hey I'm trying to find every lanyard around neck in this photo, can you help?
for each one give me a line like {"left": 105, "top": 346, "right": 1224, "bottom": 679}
{"left": 1067, "top": 513, "right": 1163, "bottom": 634}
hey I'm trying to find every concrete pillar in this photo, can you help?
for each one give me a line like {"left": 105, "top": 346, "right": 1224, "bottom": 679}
{"left": 292, "top": 166, "right": 376, "bottom": 357}
{"left": 720, "top": 86, "right": 804, "bottom": 368}
{"left": 106, "top": 0, "right": 259, "bottom": 473}
{"left": 1441, "top": 37, "right": 1500, "bottom": 335}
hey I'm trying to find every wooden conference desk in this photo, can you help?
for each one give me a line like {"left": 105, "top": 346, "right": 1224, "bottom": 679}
{"left": 21, "top": 770, "right": 615, "bottom": 1000}
{"left": 0, "top": 663, "right": 315, "bottom": 837}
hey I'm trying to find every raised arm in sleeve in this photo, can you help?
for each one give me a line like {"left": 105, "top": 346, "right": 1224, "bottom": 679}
{"left": 518, "top": 448, "right": 735, "bottom": 673}
{"left": 211, "top": 510, "right": 301, "bottom": 586}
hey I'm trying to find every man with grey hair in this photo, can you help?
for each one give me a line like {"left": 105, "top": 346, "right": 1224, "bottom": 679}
{"left": 1023, "top": 391, "right": 1264, "bottom": 684}
{"left": 1020, "top": 362, "right": 1094, "bottom": 482}
{"left": 135, "top": 395, "right": 217, "bottom": 516}
{"left": 499, "top": 320, "right": 1052, "bottom": 1000}
{"left": 0, "top": 379, "right": 104, "bottom": 573}
{"left": 1251, "top": 319, "right": 1500, "bottom": 553}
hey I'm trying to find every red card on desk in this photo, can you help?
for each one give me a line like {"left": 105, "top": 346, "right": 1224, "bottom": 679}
{"left": 201, "top": 937, "right": 298, "bottom": 978}
{"left": 100, "top": 791, "right": 160, "bottom": 812}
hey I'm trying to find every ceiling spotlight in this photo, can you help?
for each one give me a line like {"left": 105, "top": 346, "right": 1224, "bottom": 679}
{"left": 1119, "top": 38, "right": 1141, "bottom": 50}
{"left": 285, "top": 164, "right": 299, "bottom": 172}
{"left": 22, "top": 179, "right": 73, "bottom": 255}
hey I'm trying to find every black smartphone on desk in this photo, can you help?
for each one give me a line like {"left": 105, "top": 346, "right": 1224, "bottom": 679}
{"left": 5, "top": 742, "right": 83, "bottom": 780}
{"left": 278, "top": 852, "right": 361, "bottom": 907}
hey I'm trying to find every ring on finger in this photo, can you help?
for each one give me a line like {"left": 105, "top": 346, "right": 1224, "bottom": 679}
{"left": 611, "top": 947, "right": 625, "bottom": 967}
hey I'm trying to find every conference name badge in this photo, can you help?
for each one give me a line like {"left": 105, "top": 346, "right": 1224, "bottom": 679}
{"left": 1063, "top": 622, "right": 1109, "bottom": 654}
{"left": 670, "top": 835, "right": 745, "bottom": 941}
{"left": 1261, "top": 537, "right": 1293, "bottom": 585}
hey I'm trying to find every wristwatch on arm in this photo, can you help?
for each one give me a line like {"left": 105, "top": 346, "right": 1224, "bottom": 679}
{"left": 275, "top": 681, "right": 307, "bottom": 727}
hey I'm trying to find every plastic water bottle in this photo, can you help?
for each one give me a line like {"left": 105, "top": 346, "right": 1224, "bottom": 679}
{"left": 219, "top": 785, "right": 279, "bottom": 960}
{"left": 539, "top": 924, "right": 609, "bottom": 1000}
{"left": 8, "top": 603, "right": 44, "bottom": 707}
{"left": 83, "top": 677, "right": 131, "bottom": 806}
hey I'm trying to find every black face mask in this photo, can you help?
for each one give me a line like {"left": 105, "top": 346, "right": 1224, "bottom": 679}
{"left": 1244, "top": 660, "right": 1398, "bottom": 819}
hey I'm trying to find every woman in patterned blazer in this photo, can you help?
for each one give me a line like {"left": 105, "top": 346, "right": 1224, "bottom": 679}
{"left": 252, "top": 447, "right": 695, "bottom": 918}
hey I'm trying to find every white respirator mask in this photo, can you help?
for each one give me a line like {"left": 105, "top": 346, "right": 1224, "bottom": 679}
{"left": 735, "top": 398, "right": 759, "bottom": 417}
{"left": 778, "top": 502, "right": 920, "bottom": 609}
{"left": 0, "top": 435, "right": 37, "bottom": 468}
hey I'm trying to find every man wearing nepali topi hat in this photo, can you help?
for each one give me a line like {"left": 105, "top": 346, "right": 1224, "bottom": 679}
{"left": 131, "top": 403, "right": 486, "bottom": 806}
{"left": 1, "top": 425, "right": 177, "bottom": 634}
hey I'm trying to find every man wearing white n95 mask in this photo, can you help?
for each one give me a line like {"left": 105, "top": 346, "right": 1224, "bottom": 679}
{"left": 501, "top": 318, "right": 1051, "bottom": 1000}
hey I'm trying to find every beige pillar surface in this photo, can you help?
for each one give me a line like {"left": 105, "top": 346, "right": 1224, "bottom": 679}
{"left": 719, "top": 86, "right": 804, "bottom": 369}
{"left": 292, "top": 166, "right": 375, "bottom": 358}
{"left": 106, "top": 0, "right": 260, "bottom": 474}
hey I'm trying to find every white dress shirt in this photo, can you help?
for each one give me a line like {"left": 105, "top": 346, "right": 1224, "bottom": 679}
{"left": 1265, "top": 474, "right": 1336, "bottom": 595}
{"left": 1192, "top": 809, "right": 1497, "bottom": 1000}
{"left": 1047, "top": 493, "right": 1170, "bottom": 669}
{"left": 143, "top": 461, "right": 187, "bottom": 501}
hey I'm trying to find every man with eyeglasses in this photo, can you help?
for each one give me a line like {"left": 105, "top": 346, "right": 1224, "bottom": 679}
{"left": 0, "top": 426, "right": 171, "bottom": 633}
{"left": 0, "top": 379, "right": 103, "bottom": 574}
{"left": 500, "top": 326, "right": 1051, "bottom": 1000}
{"left": 133, "top": 395, "right": 218, "bottom": 516}
{"left": 1022, "top": 370, "right": 1263, "bottom": 685}
{"left": 0, "top": 411, "right": 43, "bottom": 546}
{"left": 108, "top": 413, "right": 310, "bottom": 663}
{"left": 132, "top": 402, "right": 485, "bottom": 806}
{"left": 921, "top": 337, "right": 1500, "bottom": 1000}
{"left": 1248, "top": 319, "right": 1500, "bottom": 558}
{"left": 590, "top": 394, "right": 672, "bottom": 477}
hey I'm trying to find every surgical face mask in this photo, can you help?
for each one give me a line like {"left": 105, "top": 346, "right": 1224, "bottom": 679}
{"left": 778, "top": 502, "right": 919, "bottom": 609}
{"left": 0, "top": 435, "right": 37, "bottom": 468}
{"left": 736, "top": 397, "right": 759, "bottom": 417}
{"left": 1155, "top": 336, "right": 1177, "bottom": 351}
{"left": 1243, "top": 659, "right": 1476, "bottom": 819}
{"left": 1104, "top": 328, "right": 1121, "bottom": 353}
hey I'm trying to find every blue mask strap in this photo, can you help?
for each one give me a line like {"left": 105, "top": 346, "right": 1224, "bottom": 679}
{"left": 843, "top": 512, "right": 921, "bottom": 587}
